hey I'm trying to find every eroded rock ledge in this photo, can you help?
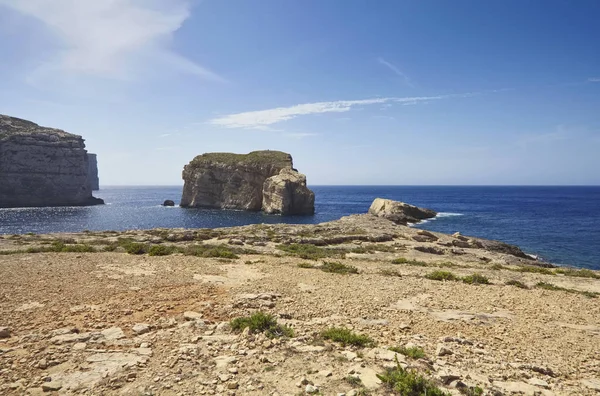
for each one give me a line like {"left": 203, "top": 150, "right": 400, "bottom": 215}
{"left": 180, "top": 150, "right": 314, "bottom": 215}
{"left": 0, "top": 115, "right": 103, "bottom": 208}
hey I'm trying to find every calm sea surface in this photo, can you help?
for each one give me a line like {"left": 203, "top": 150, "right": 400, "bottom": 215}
{"left": 1, "top": 186, "right": 598, "bottom": 269}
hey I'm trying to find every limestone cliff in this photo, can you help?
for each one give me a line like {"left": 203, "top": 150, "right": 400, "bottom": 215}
{"left": 262, "top": 168, "right": 315, "bottom": 215}
{"left": 0, "top": 115, "right": 104, "bottom": 208}
{"left": 87, "top": 153, "right": 100, "bottom": 191}
{"left": 180, "top": 150, "right": 315, "bottom": 215}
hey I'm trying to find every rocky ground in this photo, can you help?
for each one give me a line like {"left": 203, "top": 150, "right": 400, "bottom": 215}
{"left": 1, "top": 214, "right": 599, "bottom": 395}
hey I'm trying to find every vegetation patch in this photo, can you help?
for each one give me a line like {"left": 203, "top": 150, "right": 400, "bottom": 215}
{"left": 276, "top": 243, "right": 347, "bottom": 260}
{"left": 392, "top": 257, "right": 428, "bottom": 267}
{"left": 491, "top": 263, "right": 507, "bottom": 270}
{"left": 459, "top": 386, "right": 484, "bottom": 396}
{"left": 183, "top": 244, "right": 241, "bottom": 259}
{"left": 516, "top": 266, "right": 555, "bottom": 275}
{"left": 230, "top": 312, "right": 294, "bottom": 338}
{"left": 345, "top": 375, "right": 363, "bottom": 387}
{"left": 554, "top": 268, "right": 599, "bottom": 279}
{"left": 123, "top": 242, "right": 149, "bottom": 255}
{"left": 505, "top": 279, "right": 529, "bottom": 289}
{"left": 536, "top": 282, "right": 598, "bottom": 298}
{"left": 297, "top": 262, "right": 316, "bottom": 269}
{"left": 320, "top": 261, "right": 359, "bottom": 275}
{"left": 148, "top": 244, "right": 177, "bottom": 256}
{"left": 462, "top": 273, "right": 490, "bottom": 285}
{"left": 377, "top": 360, "right": 450, "bottom": 395}
{"left": 379, "top": 269, "right": 402, "bottom": 277}
{"left": 389, "top": 346, "right": 425, "bottom": 359}
{"left": 321, "top": 327, "right": 375, "bottom": 348}
{"left": 425, "top": 270, "right": 459, "bottom": 282}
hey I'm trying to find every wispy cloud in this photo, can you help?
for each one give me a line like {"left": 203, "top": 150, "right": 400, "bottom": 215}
{"left": 377, "top": 57, "right": 414, "bottom": 87}
{"left": 588, "top": 77, "right": 600, "bottom": 83}
{"left": 209, "top": 94, "right": 471, "bottom": 129}
{"left": 0, "top": 0, "right": 224, "bottom": 82}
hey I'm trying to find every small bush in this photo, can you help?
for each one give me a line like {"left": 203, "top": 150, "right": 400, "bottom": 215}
{"left": 103, "top": 244, "right": 118, "bottom": 252}
{"left": 536, "top": 282, "right": 598, "bottom": 298}
{"left": 392, "top": 257, "right": 428, "bottom": 267}
{"left": 276, "top": 243, "right": 346, "bottom": 260}
{"left": 491, "top": 263, "right": 507, "bottom": 270}
{"left": 505, "top": 279, "right": 529, "bottom": 289}
{"left": 297, "top": 262, "right": 316, "bottom": 269}
{"left": 389, "top": 346, "right": 425, "bottom": 359}
{"left": 124, "top": 242, "right": 149, "bottom": 255}
{"left": 148, "top": 245, "right": 177, "bottom": 256}
{"left": 555, "top": 268, "right": 599, "bottom": 279}
{"left": 460, "top": 386, "right": 484, "bottom": 396}
{"left": 230, "top": 312, "right": 294, "bottom": 338}
{"left": 183, "top": 244, "right": 240, "bottom": 259}
{"left": 462, "top": 273, "right": 490, "bottom": 285}
{"left": 377, "top": 360, "right": 450, "bottom": 395}
{"left": 320, "top": 261, "right": 359, "bottom": 275}
{"left": 425, "top": 271, "right": 459, "bottom": 281}
{"left": 517, "top": 266, "right": 555, "bottom": 275}
{"left": 345, "top": 375, "right": 363, "bottom": 386}
{"left": 321, "top": 327, "right": 375, "bottom": 348}
{"left": 379, "top": 269, "right": 402, "bottom": 277}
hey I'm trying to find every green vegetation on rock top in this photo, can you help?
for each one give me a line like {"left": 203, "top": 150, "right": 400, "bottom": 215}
{"left": 188, "top": 150, "right": 292, "bottom": 168}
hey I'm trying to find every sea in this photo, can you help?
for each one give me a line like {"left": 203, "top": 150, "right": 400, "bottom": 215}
{"left": 1, "top": 186, "right": 599, "bottom": 270}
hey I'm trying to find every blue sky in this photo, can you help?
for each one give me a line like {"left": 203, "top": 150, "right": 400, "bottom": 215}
{"left": 0, "top": 0, "right": 599, "bottom": 185}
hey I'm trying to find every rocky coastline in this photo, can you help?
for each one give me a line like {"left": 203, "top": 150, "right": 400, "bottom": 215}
{"left": 1, "top": 211, "right": 599, "bottom": 395}
{"left": 0, "top": 115, "right": 103, "bottom": 208}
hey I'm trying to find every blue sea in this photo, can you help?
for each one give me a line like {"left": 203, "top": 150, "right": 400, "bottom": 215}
{"left": 1, "top": 186, "right": 599, "bottom": 270}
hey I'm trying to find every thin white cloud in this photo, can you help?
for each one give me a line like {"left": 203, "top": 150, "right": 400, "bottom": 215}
{"left": 377, "top": 57, "right": 414, "bottom": 87}
{"left": 209, "top": 94, "right": 465, "bottom": 129}
{"left": 0, "top": 0, "right": 224, "bottom": 82}
{"left": 588, "top": 77, "right": 600, "bottom": 83}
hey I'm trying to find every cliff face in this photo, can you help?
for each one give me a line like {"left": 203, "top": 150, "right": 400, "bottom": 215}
{"left": 262, "top": 168, "right": 315, "bottom": 215}
{"left": 87, "top": 153, "right": 100, "bottom": 191}
{"left": 180, "top": 150, "right": 314, "bottom": 215}
{"left": 0, "top": 115, "right": 104, "bottom": 208}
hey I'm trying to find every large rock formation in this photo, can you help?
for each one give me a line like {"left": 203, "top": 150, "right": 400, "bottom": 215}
{"left": 180, "top": 150, "right": 314, "bottom": 215}
{"left": 87, "top": 153, "right": 99, "bottom": 191}
{"left": 0, "top": 115, "right": 104, "bottom": 208}
{"left": 368, "top": 198, "right": 437, "bottom": 225}
{"left": 262, "top": 168, "right": 315, "bottom": 215}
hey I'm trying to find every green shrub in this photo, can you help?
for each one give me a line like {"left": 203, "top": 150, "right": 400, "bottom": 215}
{"left": 320, "top": 261, "right": 358, "bottom": 275}
{"left": 345, "top": 375, "right": 363, "bottom": 386}
{"left": 276, "top": 243, "right": 346, "bottom": 260}
{"left": 230, "top": 312, "right": 293, "bottom": 338}
{"left": 297, "top": 262, "right": 316, "bottom": 269}
{"left": 462, "top": 273, "right": 490, "bottom": 285}
{"left": 392, "top": 257, "right": 428, "bottom": 266}
{"left": 460, "top": 386, "right": 484, "bottom": 396}
{"left": 555, "top": 268, "right": 599, "bottom": 279}
{"left": 377, "top": 360, "right": 450, "bottom": 396}
{"left": 389, "top": 346, "right": 425, "bottom": 359}
{"left": 321, "top": 327, "right": 375, "bottom": 347}
{"left": 379, "top": 269, "right": 402, "bottom": 277}
{"left": 505, "top": 279, "right": 529, "bottom": 289}
{"left": 516, "top": 266, "right": 555, "bottom": 275}
{"left": 491, "top": 263, "right": 507, "bottom": 270}
{"left": 183, "top": 244, "right": 240, "bottom": 259}
{"left": 124, "top": 242, "right": 149, "bottom": 255}
{"left": 536, "top": 282, "right": 598, "bottom": 298}
{"left": 148, "top": 245, "right": 177, "bottom": 256}
{"left": 425, "top": 271, "right": 459, "bottom": 281}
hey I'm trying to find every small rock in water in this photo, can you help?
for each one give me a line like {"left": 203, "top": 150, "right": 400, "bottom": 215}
{"left": 162, "top": 200, "right": 175, "bottom": 206}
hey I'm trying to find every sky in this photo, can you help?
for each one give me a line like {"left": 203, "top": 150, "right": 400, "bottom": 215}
{"left": 0, "top": 0, "right": 599, "bottom": 186}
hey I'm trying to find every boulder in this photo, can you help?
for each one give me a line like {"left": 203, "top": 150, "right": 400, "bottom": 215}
{"left": 262, "top": 168, "right": 315, "bottom": 215}
{"left": 162, "top": 200, "right": 175, "bottom": 206}
{"left": 368, "top": 198, "right": 437, "bottom": 225}
{"left": 0, "top": 114, "right": 104, "bottom": 208}
{"left": 180, "top": 150, "right": 314, "bottom": 215}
